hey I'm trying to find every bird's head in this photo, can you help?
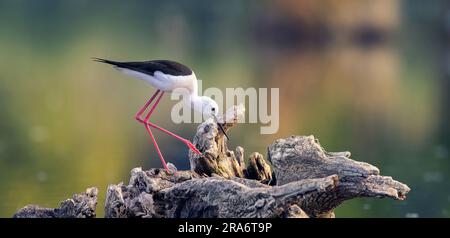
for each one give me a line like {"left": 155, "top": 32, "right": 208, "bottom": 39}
{"left": 199, "top": 96, "right": 219, "bottom": 118}
{"left": 199, "top": 96, "right": 230, "bottom": 141}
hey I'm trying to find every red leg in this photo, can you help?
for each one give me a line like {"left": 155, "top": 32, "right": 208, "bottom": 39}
{"left": 135, "top": 90, "right": 161, "bottom": 121}
{"left": 144, "top": 91, "right": 165, "bottom": 121}
{"left": 135, "top": 92, "right": 202, "bottom": 155}
{"left": 142, "top": 92, "right": 170, "bottom": 172}
{"left": 135, "top": 91, "right": 170, "bottom": 171}
{"left": 137, "top": 119, "right": 202, "bottom": 155}
{"left": 143, "top": 123, "right": 170, "bottom": 172}
{"left": 135, "top": 91, "right": 202, "bottom": 172}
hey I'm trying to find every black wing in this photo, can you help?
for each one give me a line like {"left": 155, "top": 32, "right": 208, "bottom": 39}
{"left": 93, "top": 58, "right": 193, "bottom": 76}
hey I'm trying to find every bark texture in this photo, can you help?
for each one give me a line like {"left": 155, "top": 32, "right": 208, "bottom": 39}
{"left": 268, "top": 136, "right": 410, "bottom": 217}
{"left": 104, "top": 167, "right": 337, "bottom": 218}
{"left": 188, "top": 104, "right": 272, "bottom": 182}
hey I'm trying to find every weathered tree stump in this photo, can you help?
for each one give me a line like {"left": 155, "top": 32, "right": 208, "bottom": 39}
{"left": 13, "top": 105, "right": 410, "bottom": 218}
{"left": 103, "top": 105, "right": 410, "bottom": 218}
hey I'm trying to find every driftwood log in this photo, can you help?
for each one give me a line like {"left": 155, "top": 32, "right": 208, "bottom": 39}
{"left": 13, "top": 105, "right": 410, "bottom": 218}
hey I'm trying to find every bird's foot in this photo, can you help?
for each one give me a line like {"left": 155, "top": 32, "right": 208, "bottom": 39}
{"left": 184, "top": 140, "right": 202, "bottom": 155}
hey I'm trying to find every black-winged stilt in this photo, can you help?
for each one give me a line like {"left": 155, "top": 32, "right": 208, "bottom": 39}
{"left": 93, "top": 58, "right": 229, "bottom": 172}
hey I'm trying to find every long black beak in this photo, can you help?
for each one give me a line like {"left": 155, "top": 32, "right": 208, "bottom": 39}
{"left": 213, "top": 115, "right": 230, "bottom": 141}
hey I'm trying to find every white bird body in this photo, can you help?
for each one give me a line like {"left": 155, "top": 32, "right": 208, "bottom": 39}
{"left": 116, "top": 67, "right": 213, "bottom": 118}
{"left": 117, "top": 67, "right": 198, "bottom": 94}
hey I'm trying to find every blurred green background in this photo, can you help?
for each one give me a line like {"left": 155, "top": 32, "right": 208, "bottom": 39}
{"left": 0, "top": 0, "right": 449, "bottom": 218}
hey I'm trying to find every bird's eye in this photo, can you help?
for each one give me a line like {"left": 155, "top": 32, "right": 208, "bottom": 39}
{"left": 211, "top": 108, "right": 216, "bottom": 112}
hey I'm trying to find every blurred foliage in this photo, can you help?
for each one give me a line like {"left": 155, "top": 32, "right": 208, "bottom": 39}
{"left": 0, "top": 0, "right": 448, "bottom": 217}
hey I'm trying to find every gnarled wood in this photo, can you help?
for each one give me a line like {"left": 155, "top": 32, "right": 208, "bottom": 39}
{"left": 189, "top": 104, "right": 272, "bottom": 182}
{"left": 268, "top": 135, "right": 411, "bottom": 217}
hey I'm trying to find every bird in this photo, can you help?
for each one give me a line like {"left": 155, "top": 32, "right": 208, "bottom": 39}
{"left": 93, "top": 58, "right": 230, "bottom": 172}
